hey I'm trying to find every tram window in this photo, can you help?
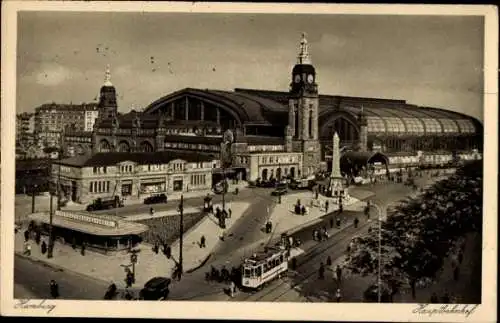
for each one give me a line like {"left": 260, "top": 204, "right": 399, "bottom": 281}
{"left": 244, "top": 269, "right": 251, "bottom": 278}
{"left": 280, "top": 255, "right": 283, "bottom": 263}
{"left": 256, "top": 266, "right": 262, "bottom": 277}
{"left": 263, "top": 264, "right": 268, "bottom": 272}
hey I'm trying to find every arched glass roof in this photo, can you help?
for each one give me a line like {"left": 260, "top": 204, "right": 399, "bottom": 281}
{"left": 439, "top": 119, "right": 460, "bottom": 133}
{"left": 402, "top": 118, "right": 425, "bottom": 133}
{"left": 385, "top": 117, "right": 406, "bottom": 133}
{"left": 455, "top": 119, "right": 476, "bottom": 133}
{"left": 421, "top": 118, "right": 442, "bottom": 133}
{"left": 366, "top": 116, "right": 386, "bottom": 133}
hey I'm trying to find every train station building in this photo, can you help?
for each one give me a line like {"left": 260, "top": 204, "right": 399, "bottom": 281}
{"left": 62, "top": 33, "right": 483, "bottom": 183}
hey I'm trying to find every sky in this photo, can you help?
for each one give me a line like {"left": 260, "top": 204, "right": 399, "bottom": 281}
{"left": 16, "top": 12, "right": 484, "bottom": 120}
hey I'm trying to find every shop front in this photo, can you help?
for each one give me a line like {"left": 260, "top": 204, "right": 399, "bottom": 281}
{"left": 140, "top": 178, "right": 167, "bottom": 194}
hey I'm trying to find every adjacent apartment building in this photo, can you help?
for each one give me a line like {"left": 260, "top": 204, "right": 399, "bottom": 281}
{"left": 34, "top": 103, "right": 100, "bottom": 147}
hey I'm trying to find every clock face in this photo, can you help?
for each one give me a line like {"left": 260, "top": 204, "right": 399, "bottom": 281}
{"left": 307, "top": 74, "right": 314, "bottom": 84}
{"left": 294, "top": 74, "right": 301, "bottom": 83}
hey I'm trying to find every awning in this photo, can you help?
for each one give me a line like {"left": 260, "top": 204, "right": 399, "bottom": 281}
{"left": 28, "top": 212, "right": 149, "bottom": 237}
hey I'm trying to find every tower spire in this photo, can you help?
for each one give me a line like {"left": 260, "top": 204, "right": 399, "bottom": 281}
{"left": 104, "top": 64, "right": 112, "bottom": 86}
{"left": 297, "top": 32, "right": 311, "bottom": 64}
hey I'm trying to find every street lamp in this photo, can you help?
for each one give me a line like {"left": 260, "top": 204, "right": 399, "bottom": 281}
{"left": 178, "top": 194, "right": 184, "bottom": 280}
{"left": 221, "top": 130, "right": 234, "bottom": 211}
{"left": 369, "top": 203, "right": 385, "bottom": 303}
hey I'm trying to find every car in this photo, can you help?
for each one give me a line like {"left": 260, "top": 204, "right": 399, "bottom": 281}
{"left": 143, "top": 194, "right": 168, "bottom": 205}
{"left": 139, "top": 277, "right": 171, "bottom": 300}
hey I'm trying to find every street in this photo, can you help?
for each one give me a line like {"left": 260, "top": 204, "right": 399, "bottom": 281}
{"left": 14, "top": 255, "right": 109, "bottom": 300}
{"left": 13, "top": 172, "right": 445, "bottom": 301}
{"left": 167, "top": 174, "right": 439, "bottom": 301}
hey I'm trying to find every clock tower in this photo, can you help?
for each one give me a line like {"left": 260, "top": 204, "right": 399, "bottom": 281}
{"left": 288, "top": 33, "right": 321, "bottom": 178}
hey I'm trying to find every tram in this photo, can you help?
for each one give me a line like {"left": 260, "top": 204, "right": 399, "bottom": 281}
{"left": 241, "top": 245, "right": 289, "bottom": 290}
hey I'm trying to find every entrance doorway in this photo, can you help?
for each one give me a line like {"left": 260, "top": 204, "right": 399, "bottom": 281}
{"left": 261, "top": 169, "right": 268, "bottom": 181}
{"left": 173, "top": 179, "right": 183, "bottom": 192}
{"left": 290, "top": 167, "right": 296, "bottom": 178}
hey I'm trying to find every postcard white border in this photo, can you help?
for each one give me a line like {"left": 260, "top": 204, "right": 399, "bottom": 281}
{"left": 1, "top": 2, "right": 498, "bottom": 322}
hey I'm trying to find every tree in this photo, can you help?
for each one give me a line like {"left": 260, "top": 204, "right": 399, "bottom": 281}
{"left": 345, "top": 160, "right": 482, "bottom": 300}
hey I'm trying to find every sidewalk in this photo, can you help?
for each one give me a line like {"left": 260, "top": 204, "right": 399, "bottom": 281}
{"left": 266, "top": 191, "right": 367, "bottom": 238}
{"left": 14, "top": 201, "right": 250, "bottom": 290}
{"left": 169, "top": 201, "right": 251, "bottom": 273}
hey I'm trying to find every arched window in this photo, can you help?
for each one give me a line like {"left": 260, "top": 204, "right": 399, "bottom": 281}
{"left": 139, "top": 141, "right": 154, "bottom": 152}
{"left": 99, "top": 139, "right": 111, "bottom": 153}
{"left": 118, "top": 141, "right": 131, "bottom": 153}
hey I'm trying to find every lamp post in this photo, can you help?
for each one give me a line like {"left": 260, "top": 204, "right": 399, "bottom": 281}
{"left": 31, "top": 183, "right": 38, "bottom": 213}
{"left": 369, "top": 203, "right": 384, "bottom": 303}
{"left": 47, "top": 183, "right": 55, "bottom": 259}
{"left": 221, "top": 130, "right": 234, "bottom": 211}
{"left": 178, "top": 194, "right": 184, "bottom": 280}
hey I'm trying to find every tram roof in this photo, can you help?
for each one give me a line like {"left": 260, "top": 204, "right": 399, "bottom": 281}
{"left": 245, "top": 246, "right": 286, "bottom": 263}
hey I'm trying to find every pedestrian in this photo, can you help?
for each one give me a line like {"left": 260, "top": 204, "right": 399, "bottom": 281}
{"left": 200, "top": 235, "right": 206, "bottom": 248}
{"left": 153, "top": 243, "right": 159, "bottom": 254}
{"left": 125, "top": 272, "right": 134, "bottom": 288}
{"left": 339, "top": 203, "right": 343, "bottom": 213}
{"left": 336, "top": 265, "right": 342, "bottom": 283}
{"left": 104, "top": 283, "right": 117, "bottom": 300}
{"left": 318, "top": 263, "right": 325, "bottom": 280}
{"left": 354, "top": 217, "right": 359, "bottom": 228}
{"left": 24, "top": 230, "right": 29, "bottom": 242}
{"left": 229, "top": 281, "right": 235, "bottom": 297}
{"left": 72, "top": 237, "right": 77, "bottom": 250}
{"left": 41, "top": 240, "right": 47, "bottom": 254}
{"left": 335, "top": 288, "right": 342, "bottom": 302}
{"left": 49, "top": 280, "right": 59, "bottom": 299}
{"left": 323, "top": 229, "right": 329, "bottom": 240}
{"left": 329, "top": 217, "right": 334, "bottom": 229}
{"left": 301, "top": 205, "right": 306, "bottom": 215}
{"left": 326, "top": 256, "right": 332, "bottom": 266}
{"left": 81, "top": 242, "right": 86, "bottom": 256}
{"left": 228, "top": 208, "right": 232, "bottom": 218}
{"left": 336, "top": 217, "right": 341, "bottom": 228}
{"left": 325, "top": 201, "right": 329, "bottom": 213}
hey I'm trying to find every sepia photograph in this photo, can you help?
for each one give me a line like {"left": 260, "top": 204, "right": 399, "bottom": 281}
{"left": 1, "top": 1, "right": 497, "bottom": 322}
